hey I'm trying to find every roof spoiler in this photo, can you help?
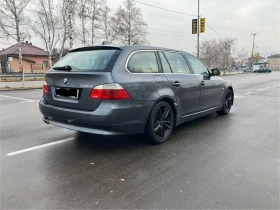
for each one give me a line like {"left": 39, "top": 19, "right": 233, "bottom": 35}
{"left": 70, "top": 45, "right": 123, "bottom": 53}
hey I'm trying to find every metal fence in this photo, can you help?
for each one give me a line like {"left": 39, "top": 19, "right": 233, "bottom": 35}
{"left": 0, "top": 73, "right": 46, "bottom": 79}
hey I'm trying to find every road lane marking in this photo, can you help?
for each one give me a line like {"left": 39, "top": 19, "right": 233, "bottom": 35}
{"left": 7, "top": 137, "right": 74, "bottom": 156}
{"left": 0, "top": 95, "right": 33, "bottom": 101}
{"left": 245, "top": 92, "right": 252, "bottom": 95}
{"left": 256, "top": 89, "right": 263, "bottom": 91}
{"left": 19, "top": 100, "right": 40, "bottom": 103}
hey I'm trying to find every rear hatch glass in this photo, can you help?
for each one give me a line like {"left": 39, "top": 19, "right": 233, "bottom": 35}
{"left": 52, "top": 49, "right": 119, "bottom": 72}
{"left": 44, "top": 49, "right": 121, "bottom": 111}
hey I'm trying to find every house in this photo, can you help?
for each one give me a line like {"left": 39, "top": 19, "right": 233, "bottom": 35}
{"left": 0, "top": 41, "right": 50, "bottom": 73}
{"left": 267, "top": 54, "right": 280, "bottom": 70}
{"left": 246, "top": 56, "right": 265, "bottom": 66}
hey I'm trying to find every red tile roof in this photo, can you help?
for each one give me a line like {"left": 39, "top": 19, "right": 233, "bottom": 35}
{"left": 0, "top": 42, "right": 48, "bottom": 56}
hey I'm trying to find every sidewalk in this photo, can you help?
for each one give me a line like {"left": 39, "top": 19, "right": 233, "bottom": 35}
{"left": 0, "top": 81, "right": 44, "bottom": 90}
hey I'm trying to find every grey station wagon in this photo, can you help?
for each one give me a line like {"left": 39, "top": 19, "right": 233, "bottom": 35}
{"left": 39, "top": 45, "right": 234, "bottom": 144}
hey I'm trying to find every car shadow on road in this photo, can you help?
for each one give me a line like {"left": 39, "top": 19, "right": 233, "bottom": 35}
{"left": 72, "top": 112, "right": 221, "bottom": 151}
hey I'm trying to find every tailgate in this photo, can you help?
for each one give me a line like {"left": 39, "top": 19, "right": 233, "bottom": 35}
{"left": 44, "top": 72, "right": 114, "bottom": 111}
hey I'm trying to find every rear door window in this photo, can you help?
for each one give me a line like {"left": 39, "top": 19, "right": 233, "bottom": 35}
{"left": 52, "top": 49, "right": 118, "bottom": 72}
{"left": 184, "top": 54, "right": 209, "bottom": 75}
{"left": 127, "top": 51, "right": 159, "bottom": 73}
{"left": 164, "top": 52, "right": 191, "bottom": 74}
{"left": 159, "top": 52, "right": 172, "bottom": 73}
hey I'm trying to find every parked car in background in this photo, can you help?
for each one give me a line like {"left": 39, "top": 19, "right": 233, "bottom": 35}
{"left": 39, "top": 45, "right": 234, "bottom": 144}
{"left": 253, "top": 68, "right": 272, "bottom": 73}
{"left": 253, "top": 63, "right": 271, "bottom": 73}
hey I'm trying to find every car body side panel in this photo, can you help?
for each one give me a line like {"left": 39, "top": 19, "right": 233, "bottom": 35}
{"left": 163, "top": 74, "right": 201, "bottom": 115}
{"left": 194, "top": 74, "right": 224, "bottom": 110}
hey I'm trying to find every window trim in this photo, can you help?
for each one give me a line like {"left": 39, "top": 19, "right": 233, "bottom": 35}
{"left": 126, "top": 50, "right": 160, "bottom": 74}
{"left": 157, "top": 51, "right": 173, "bottom": 73}
{"left": 125, "top": 50, "right": 193, "bottom": 75}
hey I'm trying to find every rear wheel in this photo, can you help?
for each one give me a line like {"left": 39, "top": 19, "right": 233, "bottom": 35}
{"left": 217, "top": 89, "right": 233, "bottom": 115}
{"left": 146, "top": 101, "right": 174, "bottom": 144}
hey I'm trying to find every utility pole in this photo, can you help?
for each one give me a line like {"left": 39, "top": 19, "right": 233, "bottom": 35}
{"left": 251, "top": 33, "right": 258, "bottom": 69}
{"left": 197, "top": 0, "right": 200, "bottom": 58}
{"left": 256, "top": 46, "right": 259, "bottom": 63}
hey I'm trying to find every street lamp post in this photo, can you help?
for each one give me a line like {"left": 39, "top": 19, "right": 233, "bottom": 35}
{"left": 197, "top": 0, "right": 200, "bottom": 58}
{"left": 251, "top": 33, "right": 258, "bottom": 69}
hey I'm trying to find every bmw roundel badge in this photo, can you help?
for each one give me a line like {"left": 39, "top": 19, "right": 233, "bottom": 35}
{"left": 63, "top": 78, "right": 67, "bottom": 84}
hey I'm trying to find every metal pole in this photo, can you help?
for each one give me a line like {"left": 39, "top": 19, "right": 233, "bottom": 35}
{"left": 197, "top": 0, "right": 200, "bottom": 58}
{"left": 251, "top": 33, "right": 257, "bottom": 69}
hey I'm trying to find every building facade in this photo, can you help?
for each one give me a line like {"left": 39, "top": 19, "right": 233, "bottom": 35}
{"left": 0, "top": 42, "right": 50, "bottom": 73}
{"left": 267, "top": 54, "right": 280, "bottom": 70}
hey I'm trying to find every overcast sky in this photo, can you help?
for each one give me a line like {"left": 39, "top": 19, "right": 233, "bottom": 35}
{"left": 1, "top": 0, "right": 279, "bottom": 57}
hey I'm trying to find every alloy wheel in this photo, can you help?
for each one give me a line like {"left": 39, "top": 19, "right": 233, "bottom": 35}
{"left": 224, "top": 90, "right": 233, "bottom": 112}
{"left": 153, "top": 105, "right": 173, "bottom": 140}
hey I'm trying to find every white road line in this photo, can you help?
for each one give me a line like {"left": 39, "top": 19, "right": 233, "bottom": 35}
{"left": 19, "top": 100, "right": 40, "bottom": 103}
{"left": 7, "top": 137, "right": 74, "bottom": 156}
{"left": 0, "top": 95, "right": 32, "bottom": 101}
{"left": 245, "top": 92, "right": 252, "bottom": 95}
{"left": 256, "top": 89, "right": 263, "bottom": 91}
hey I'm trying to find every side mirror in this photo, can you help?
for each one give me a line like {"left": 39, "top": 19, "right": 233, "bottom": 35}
{"left": 211, "top": 69, "right": 220, "bottom": 76}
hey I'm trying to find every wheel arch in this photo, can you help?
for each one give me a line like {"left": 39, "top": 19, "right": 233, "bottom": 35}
{"left": 228, "top": 86, "right": 234, "bottom": 105}
{"left": 146, "top": 96, "right": 179, "bottom": 128}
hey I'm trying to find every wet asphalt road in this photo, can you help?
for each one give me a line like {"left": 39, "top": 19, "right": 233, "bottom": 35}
{"left": 1, "top": 72, "right": 279, "bottom": 209}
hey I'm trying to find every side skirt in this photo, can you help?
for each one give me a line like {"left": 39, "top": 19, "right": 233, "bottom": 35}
{"left": 175, "top": 106, "right": 223, "bottom": 126}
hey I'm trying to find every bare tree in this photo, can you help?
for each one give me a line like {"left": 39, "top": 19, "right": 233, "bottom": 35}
{"left": 99, "top": 0, "right": 122, "bottom": 44}
{"left": 57, "top": 0, "right": 69, "bottom": 59}
{"left": 77, "top": 0, "right": 88, "bottom": 46}
{"left": 200, "top": 38, "right": 237, "bottom": 70}
{"left": 0, "top": 0, "right": 30, "bottom": 86}
{"left": 118, "top": 0, "right": 148, "bottom": 45}
{"left": 29, "top": 0, "right": 59, "bottom": 67}
{"left": 67, "top": 0, "right": 75, "bottom": 49}
{"left": 87, "top": 0, "right": 102, "bottom": 45}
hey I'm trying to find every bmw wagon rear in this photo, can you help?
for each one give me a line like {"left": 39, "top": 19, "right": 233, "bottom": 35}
{"left": 40, "top": 45, "right": 233, "bottom": 144}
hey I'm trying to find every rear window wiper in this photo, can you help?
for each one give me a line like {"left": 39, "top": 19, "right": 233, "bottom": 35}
{"left": 52, "top": 65, "right": 72, "bottom": 71}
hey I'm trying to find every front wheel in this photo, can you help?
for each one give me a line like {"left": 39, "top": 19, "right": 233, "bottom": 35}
{"left": 217, "top": 89, "right": 233, "bottom": 115}
{"left": 146, "top": 101, "right": 174, "bottom": 144}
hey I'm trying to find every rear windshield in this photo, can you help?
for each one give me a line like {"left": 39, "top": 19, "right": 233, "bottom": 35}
{"left": 52, "top": 49, "right": 118, "bottom": 72}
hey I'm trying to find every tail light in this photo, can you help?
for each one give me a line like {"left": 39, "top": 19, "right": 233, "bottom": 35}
{"left": 43, "top": 81, "right": 48, "bottom": 94}
{"left": 89, "top": 83, "right": 131, "bottom": 100}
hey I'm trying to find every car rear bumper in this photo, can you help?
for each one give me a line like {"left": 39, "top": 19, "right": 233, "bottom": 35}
{"left": 39, "top": 97, "right": 153, "bottom": 135}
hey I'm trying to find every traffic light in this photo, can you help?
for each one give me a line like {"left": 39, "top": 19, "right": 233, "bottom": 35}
{"left": 192, "top": 19, "right": 197, "bottom": 34}
{"left": 200, "top": 18, "right": 205, "bottom": 33}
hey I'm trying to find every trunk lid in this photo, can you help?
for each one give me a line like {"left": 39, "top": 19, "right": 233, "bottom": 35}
{"left": 43, "top": 46, "right": 122, "bottom": 111}
{"left": 44, "top": 71, "right": 115, "bottom": 111}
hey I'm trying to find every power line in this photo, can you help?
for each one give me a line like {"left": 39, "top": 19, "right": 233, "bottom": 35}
{"left": 148, "top": 32, "right": 193, "bottom": 36}
{"left": 206, "top": 24, "right": 223, "bottom": 38}
{"left": 133, "top": 0, "right": 224, "bottom": 39}
{"left": 148, "top": 27, "right": 190, "bottom": 34}
{"left": 132, "top": 0, "right": 197, "bottom": 17}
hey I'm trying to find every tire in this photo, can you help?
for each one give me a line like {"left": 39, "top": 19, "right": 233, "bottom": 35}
{"left": 217, "top": 89, "right": 233, "bottom": 115}
{"left": 146, "top": 101, "right": 174, "bottom": 144}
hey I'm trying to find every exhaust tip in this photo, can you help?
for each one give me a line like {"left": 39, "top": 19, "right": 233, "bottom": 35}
{"left": 43, "top": 117, "right": 50, "bottom": 124}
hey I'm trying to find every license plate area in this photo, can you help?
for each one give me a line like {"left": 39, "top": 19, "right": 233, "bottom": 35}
{"left": 55, "top": 88, "right": 79, "bottom": 100}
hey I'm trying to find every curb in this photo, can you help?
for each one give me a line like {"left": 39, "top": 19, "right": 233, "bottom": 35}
{"left": 0, "top": 86, "right": 42, "bottom": 91}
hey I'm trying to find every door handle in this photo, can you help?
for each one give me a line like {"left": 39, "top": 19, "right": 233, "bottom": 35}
{"left": 200, "top": 81, "right": 205, "bottom": 86}
{"left": 173, "top": 81, "right": 181, "bottom": 87}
